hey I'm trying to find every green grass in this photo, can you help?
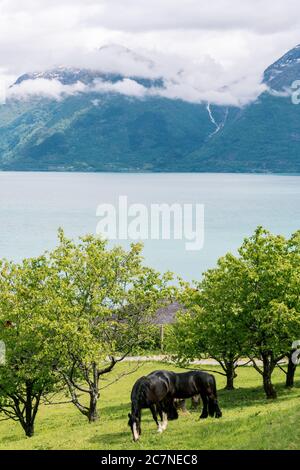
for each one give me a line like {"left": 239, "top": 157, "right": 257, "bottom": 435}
{"left": 0, "top": 362, "right": 299, "bottom": 450}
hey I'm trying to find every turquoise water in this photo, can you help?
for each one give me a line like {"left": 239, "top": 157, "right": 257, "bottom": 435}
{"left": 0, "top": 172, "right": 299, "bottom": 281}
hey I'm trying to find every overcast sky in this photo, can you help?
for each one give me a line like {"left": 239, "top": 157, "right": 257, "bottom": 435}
{"left": 1, "top": 0, "right": 300, "bottom": 106}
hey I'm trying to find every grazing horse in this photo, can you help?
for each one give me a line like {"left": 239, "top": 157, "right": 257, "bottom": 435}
{"left": 128, "top": 374, "right": 178, "bottom": 442}
{"left": 151, "top": 370, "right": 222, "bottom": 420}
{"left": 128, "top": 369, "right": 222, "bottom": 441}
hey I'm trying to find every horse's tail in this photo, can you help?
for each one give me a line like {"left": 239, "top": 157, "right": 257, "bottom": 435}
{"left": 208, "top": 375, "right": 217, "bottom": 417}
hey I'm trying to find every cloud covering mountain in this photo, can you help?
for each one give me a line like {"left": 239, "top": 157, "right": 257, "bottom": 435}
{"left": 1, "top": 1, "right": 300, "bottom": 106}
{"left": 1, "top": 43, "right": 300, "bottom": 173}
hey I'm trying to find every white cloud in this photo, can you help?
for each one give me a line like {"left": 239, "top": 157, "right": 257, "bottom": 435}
{"left": 7, "top": 78, "right": 86, "bottom": 100}
{"left": 93, "top": 77, "right": 148, "bottom": 97}
{"left": 81, "top": 0, "right": 300, "bottom": 34}
{"left": 8, "top": 73, "right": 268, "bottom": 108}
{"left": 0, "top": 0, "right": 300, "bottom": 106}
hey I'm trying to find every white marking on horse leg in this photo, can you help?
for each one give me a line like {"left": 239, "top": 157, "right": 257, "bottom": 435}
{"left": 161, "top": 412, "right": 168, "bottom": 431}
{"left": 133, "top": 423, "right": 139, "bottom": 441}
{"left": 157, "top": 423, "right": 163, "bottom": 433}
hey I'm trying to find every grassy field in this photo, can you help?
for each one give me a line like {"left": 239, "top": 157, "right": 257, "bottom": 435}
{"left": 0, "top": 362, "right": 299, "bottom": 450}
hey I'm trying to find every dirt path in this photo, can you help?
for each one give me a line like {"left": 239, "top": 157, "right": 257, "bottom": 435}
{"left": 120, "top": 355, "right": 288, "bottom": 367}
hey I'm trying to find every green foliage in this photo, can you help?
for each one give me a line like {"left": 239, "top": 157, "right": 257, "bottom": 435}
{"left": 42, "top": 231, "right": 172, "bottom": 421}
{"left": 237, "top": 227, "right": 300, "bottom": 360}
{"left": 46, "top": 230, "right": 171, "bottom": 358}
{"left": 169, "top": 227, "right": 300, "bottom": 397}
{"left": 127, "top": 324, "right": 161, "bottom": 353}
{"left": 0, "top": 224, "right": 299, "bottom": 439}
{"left": 0, "top": 231, "right": 173, "bottom": 431}
{"left": 0, "top": 256, "right": 58, "bottom": 436}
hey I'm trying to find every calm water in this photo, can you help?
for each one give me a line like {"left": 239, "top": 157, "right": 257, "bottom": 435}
{"left": 0, "top": 172, "right": 299, "bottom": 281}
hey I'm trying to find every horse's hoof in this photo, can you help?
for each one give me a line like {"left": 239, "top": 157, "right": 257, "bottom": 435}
{"left": 157, "top": 427, "right": 163, "bottom": 433}
{"left": 199, "top": 415, "right": 208, "bottom": 420}
{"left": 215, "top": 412, "right": 222, "bottom": 418}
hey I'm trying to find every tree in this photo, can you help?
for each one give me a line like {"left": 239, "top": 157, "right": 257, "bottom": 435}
{"left": 0, "top": 257, "right": 57, "bottom": 437}
{"left": 169, "top": 255, "right": 247, "bottom": 390}
{"left": 281, "top": 230, "right": 300, "bottom": 388}
{"left": 46, "top": 232, "right": 172, "bottom": 422}
{"left": 237, "top": 227, "right": 300, "bottom": 398}
{"left": 169, "top": 227, "right": 300, "bottom": 399}
{"left": 285, "top": 349, "right": 297, "bottom": 388}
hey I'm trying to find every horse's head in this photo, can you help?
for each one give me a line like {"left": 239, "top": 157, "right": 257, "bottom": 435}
{"left": 128, "top": 412, "right": 141, "bottom": 442}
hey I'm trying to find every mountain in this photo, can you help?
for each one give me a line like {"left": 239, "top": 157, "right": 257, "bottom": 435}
{"left": 0, "top": 45, "right": 300, "bottom": 172}
{"left": 263, "top": 44, "right": 300, "bottom": 91}
{"left": 0, "top": 79, "right": 218, "bottom": 172}
{"left": 0, "top": 57, "right": 222, "bottom": 171}
{"left": 186, "top": 45, "right": 300, "bottom": 173}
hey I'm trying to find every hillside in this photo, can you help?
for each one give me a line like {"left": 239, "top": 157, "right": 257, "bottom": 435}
{"left": 0, "top": 45, "right": 300, "bottom": 172}
{"left": 0, "top": 362, "right": 299, "bottom": 450}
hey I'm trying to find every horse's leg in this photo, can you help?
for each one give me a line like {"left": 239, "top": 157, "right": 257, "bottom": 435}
{"left": 150, "top": 404, "right": 162, "bottom": 433}
{"left": 191, "top": 395, "right": 201, "bottom": 410}
{"left": 175, "top": 399, "right": 189, "bottom": 414}
{"left": 208, "top": 377, "right": 222, "bottom": 418}
{"left": 161, "top": 410, "right": 168, "bottom": 431}
{"left": 159, "top": 398, "right": 173, "bottom": 431}
{"left": 156, "top": 402, "right": 168, "bottom": 432}
{"left": 163, "top": 397, "right": 178, "bottom": 421}
{"left": 199, "top": 391, "right": 209, "bottom": 419}
{"left": 207, "top": 390, "right": 222, "bottom": 418}
{"left": 157, "top": 403, "right": 163, "bottom": 422}
{"left": 212, "top": 397, "right": 222, "bottom": 418}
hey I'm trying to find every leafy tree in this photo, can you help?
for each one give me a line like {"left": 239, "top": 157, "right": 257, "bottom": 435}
{"left": 169, "top": 255, "right": 247, "bottom": 390}
{"left": 0, "top": 257, "right": 57, "bottom": 437}
{"left": 278, "top": 230, "right": 300, "bottom": 388}
{"left": 169, "top": 227, "right": 300, "bottom": 399}
{"left": 237, "top": 227, "right": 300, "bottom": 398}
{"left": 46, "top": 232, "right": 172, "bottom": 422}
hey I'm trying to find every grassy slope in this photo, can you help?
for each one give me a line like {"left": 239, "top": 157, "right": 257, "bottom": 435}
{"left": 187, "top": 93, "right": 300, "bottom": 173}
{"left": 0, "top": 362, "right": 299, "bottom": 450}
{"left": 0, "top": 95, "right": 214, "bottom": 172}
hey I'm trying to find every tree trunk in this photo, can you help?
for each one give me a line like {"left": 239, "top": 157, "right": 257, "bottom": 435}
{"left": 24, "top": 422, "right": 35, "bottom": 438}
{"left": 88, "top": 364, "right": 100, "bottom": 423}
{"left": 225, "top": 373, "right": 235, "bottom": 390}
{"left": 224, "top": 360, "right": 236, "bottom": 390}
{"left": 160, "top": 325, "right": 164, "bottom": 352}
{"left": 262, "top": 355, "right": 277, "bottom": 399}
{"left": 88, "top": 391, "right": 99, "bottom": 422}
{"left": 21, "top": 381, "right": 39, "bottom": 437}
{"left": 286, "top": 352, "right": 297, "bottom": 388}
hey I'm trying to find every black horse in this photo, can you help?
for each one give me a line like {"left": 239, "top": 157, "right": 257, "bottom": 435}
{"left": 128, "top": 369, "right": 222, "bottom": 441}
{"left": 151, "top": 370, "right": 222, "bottom": 420}
{"left": 128, "top": 374, "right": 178, "bottom": 441}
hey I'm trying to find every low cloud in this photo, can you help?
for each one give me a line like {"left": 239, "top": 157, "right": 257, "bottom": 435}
{"left": 7, "top": 76, "right": 149, "bottom": 102}
{"left": 93, "top": 77, "right": 148, "bottom": 97}
{"left": 6, "top": 45, "right": 269, "bottom": 107}
{"left": 7, "top": 71, "right": 268, "bottom": 108}
{"left": 7, "top": 78, "right": 86, "bottom": 100}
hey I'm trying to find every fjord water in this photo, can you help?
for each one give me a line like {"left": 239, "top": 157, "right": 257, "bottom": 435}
{"left": 0, "top": 172, "right": 299, "bottom": 281}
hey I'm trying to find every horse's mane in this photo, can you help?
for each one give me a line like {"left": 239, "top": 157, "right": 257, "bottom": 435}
{"left": 132, "top": 376, "right": 150, "bottom": 414}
